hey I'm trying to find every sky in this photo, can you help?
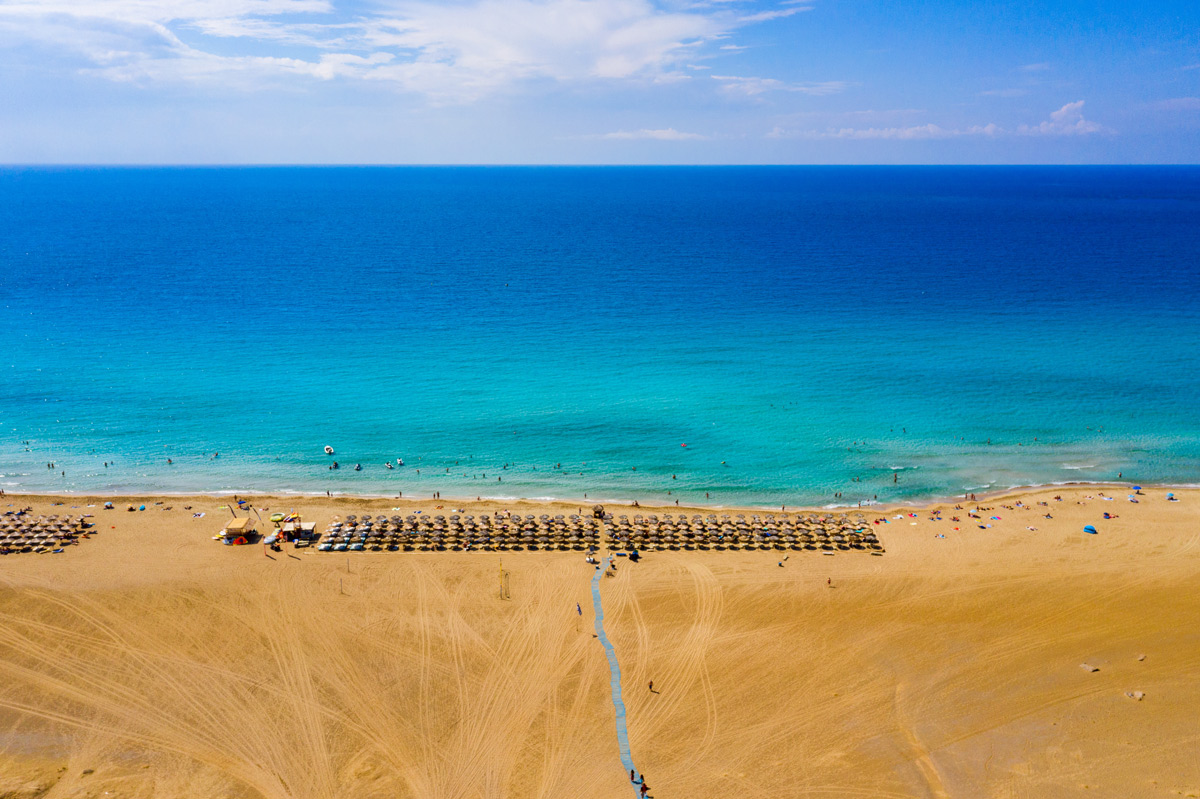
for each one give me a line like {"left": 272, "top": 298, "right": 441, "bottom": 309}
{"left": 0, "top": 0, "right": 1197, "bottom": 163}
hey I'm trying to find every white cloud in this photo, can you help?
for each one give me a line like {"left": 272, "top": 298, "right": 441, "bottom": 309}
{"left": 185, "top": 16, "right": 353, "bottom": 47}
{"left": 601, "top": 127, "right": 707, "bottom": 139}
{"left": 1152, "top": 97, "right": 1200, "bottom": 111}
{"left": 359, "top": 0, "right": 723, "bottom": 93}
{"left": 1017, "top": 100, "right": 1110, "bottom": 136}
{"left": 0, "top": 0, "right": 806, "bottom": 101}
{"left": 771, "top": 101, "right": 1110, "bottom": 141}
{"left": 712, "top": 74, "right": 848, "bottom": 96}
{"left": 773, "top": 122, "right": 1000, "bottom": 140}
{"left": 737, "top": 6, "right": 803, "bottom": 22}
{"left": 1020, "top": 61, "right": 1050, "bottom": 72}
{"left": 0, "top": 0, "right": 330, "bottom": 17}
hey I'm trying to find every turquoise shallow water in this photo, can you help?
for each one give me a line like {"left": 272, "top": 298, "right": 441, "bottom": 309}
{"left": 2, "top": 166, "right": 1199, "bottom": 506}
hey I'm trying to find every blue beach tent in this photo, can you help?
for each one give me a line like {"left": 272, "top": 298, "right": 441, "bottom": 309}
{"left": 1083, "top": 525, "right": 1098, "bottom": 535}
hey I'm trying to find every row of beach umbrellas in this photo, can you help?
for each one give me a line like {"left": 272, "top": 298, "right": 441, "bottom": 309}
{"left": 315, "top": 511, "right": 882, "bottom": 553}
{"left": 0, "top": 515, "right": 93, "bottom": 554}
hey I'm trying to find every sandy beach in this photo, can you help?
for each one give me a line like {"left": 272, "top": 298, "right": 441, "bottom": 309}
{"left": 1, "top": 485, "right": 1198, "bottom": 798}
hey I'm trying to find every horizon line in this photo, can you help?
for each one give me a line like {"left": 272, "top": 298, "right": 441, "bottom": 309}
{"left": 3, "top": 162, "right": 1200, "bottom": 169}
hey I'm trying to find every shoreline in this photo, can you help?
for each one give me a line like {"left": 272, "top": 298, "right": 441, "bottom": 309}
{"left": 3, "top": 478, "right": 1195, "bottom": 514}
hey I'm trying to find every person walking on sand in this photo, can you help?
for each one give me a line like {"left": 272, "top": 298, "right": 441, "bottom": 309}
{"left": 648, "top": 680, "right": 654, "bottom": 692}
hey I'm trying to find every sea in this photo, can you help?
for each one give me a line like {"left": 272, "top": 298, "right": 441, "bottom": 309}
{"left": 2, "top": 166, "right": 1199, "bottom": 507}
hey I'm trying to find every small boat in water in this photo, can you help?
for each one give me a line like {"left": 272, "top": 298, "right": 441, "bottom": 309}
{"left": 396, "top": 458, "right": 404, "bottom": 466}
{"left": 324, "top": 445, "right": 335, "bottom": 455}
{"left": 385, "top": 462, "right": 394, "bottom": 470}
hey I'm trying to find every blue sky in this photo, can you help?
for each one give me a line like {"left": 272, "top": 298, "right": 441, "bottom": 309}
{"left": 0, "top": 0, "right": 1197, "bottom": 163}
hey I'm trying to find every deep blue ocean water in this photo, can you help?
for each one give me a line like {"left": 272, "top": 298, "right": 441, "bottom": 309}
{"left": 2, "top": 166, "right": 1199, "bottom": 507}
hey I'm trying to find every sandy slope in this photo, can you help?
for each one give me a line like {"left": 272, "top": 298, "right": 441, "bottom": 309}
{"left": 1, "top": 486, "right": 1198, "bottom": 799}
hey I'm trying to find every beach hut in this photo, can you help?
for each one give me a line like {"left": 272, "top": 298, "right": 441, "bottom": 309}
{"left": 221, "top": 517, "right": 255, "bottom": 544}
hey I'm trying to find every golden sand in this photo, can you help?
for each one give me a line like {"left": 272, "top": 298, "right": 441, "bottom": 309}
{"left": 1, "top": 486, "right": 1198, "bottom": 798}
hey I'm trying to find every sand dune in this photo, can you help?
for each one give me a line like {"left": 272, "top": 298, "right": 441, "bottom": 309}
{"left": 1, "top": 486, "right": 1198, "bottom": 798}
